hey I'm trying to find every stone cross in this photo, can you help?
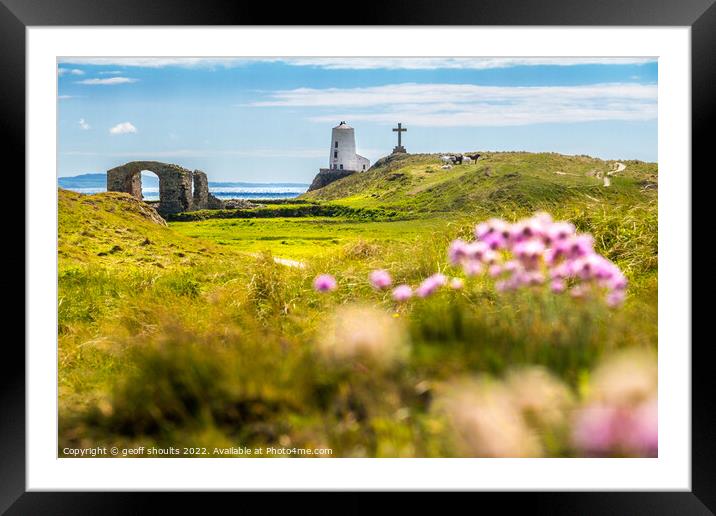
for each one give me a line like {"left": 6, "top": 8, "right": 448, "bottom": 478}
{"left": 392, "top": 123, "right": 407, "bottom": 147}
{"left": 392, "top": 123, "right": 407, "bottom": 154}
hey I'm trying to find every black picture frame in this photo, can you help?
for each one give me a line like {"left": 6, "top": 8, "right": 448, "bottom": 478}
{"left": 4, "top": 0, "right": 710, "bottom": 512}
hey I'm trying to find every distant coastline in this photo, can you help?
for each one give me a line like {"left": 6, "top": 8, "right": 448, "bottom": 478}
{"left": 58, "top": 173, "right": 309, "bottom": 200}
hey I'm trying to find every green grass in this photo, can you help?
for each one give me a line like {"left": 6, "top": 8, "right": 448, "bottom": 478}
{"left": 58, "top": 151, "right": 658, "bottom": 458}
{"left": 166, "top": 202, "right": 399, "bottom": 222}
{"left": 170, "top": 216, "right": 453, "bottom": 260}
{"left": 59, "top": 189, "right": 230, "bottom": 269}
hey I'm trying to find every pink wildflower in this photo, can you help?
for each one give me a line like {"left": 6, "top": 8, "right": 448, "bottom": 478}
{"left": 474, "top": 221, "right": 491, "bottom": 240}
{"left": 608, "top": 272, "right": 628, "bottom": 291}
{"left": 465, "top": 241, "right": 489, "bottom": 261}
{"left": 462, "top": 260, "right": 483, "bottom": 277}
{"left": 417, "top": 273, "right": 447, "bottom": 298}
{"left": 482, "top": 231, "right": 507, "bottom": 250}
{"left": 481, "top": 249, "right": 499, "bottom": 265}
{"left": 606, "top": 289, "right": 626, "bottom": 307}
{"left": 545, "top": 221, "right": 575, "bottom": 243}
{"left": 550, "top": 262, "right": 572, "bottom": 279}
{"left": 524, "top": 271, "right": 545, "bottom": 286}
{"left": 392, "top": 284, "right": 413, "bottom": 302}
{"left": 448, "top": 239, "right": 469, "bottom": 265}
{"left": 369, "top": 269, "right": 392, "bottom": 290}
{"left": 313, "top": 274, "right": 337, "bottom": 293}
{"left": 543, "top": 248, "right": 558, "bottom": 265}
{"left": 550, "top": 279, "right": 566, "bottom": 293}
{"left": 475, "top": 218, "right": 511, "bottom": 241}
{"left": 514, "top": 239, "right": 545, "bottom": 262}
{"left": 565, "top": 234, "right": 594, "bottom": 258}
{"left": 488, "top": 264, "right": 503, "bottom": 278}
{"left": 503, "top": 260, "right": 520, "bottom": 273}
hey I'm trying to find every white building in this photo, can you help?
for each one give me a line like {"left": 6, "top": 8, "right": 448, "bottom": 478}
{"left": 328, "top": 121, "right": 370, "bottom": 172}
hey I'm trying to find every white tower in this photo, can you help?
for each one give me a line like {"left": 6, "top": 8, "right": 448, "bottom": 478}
{"left": 329, "top": 121, "right": 370, "bottom": 172}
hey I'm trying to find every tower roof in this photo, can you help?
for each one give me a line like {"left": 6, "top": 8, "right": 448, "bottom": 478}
{"left": 333, "top": 121, "right": 353, "bottom": 130}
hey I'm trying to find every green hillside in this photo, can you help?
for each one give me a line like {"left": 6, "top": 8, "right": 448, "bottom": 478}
{"left": 58, "top": 189, "right": 230, "bottom": 269}
{"left": 58, "top": 189, "right": 253, "bottom": 422}
{"left": 302, "top": 152, "right": 657, "bottom": 217}
{"left": 170, "top": 152, "right": 657, "bottom": 269}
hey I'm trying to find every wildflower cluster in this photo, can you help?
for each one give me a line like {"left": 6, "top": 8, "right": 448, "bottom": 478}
{"left": 313, "top": 213, "right": 627, "bottom": 307}
{"left": 571, "top": 350, "right": 657, "bottom": 457}
{"left": 314, "top": 268, "right": 463, "bottom": 302}
{"left": 448, "top": 212, "right": 627, "bottom": 306}
{"left": 437, "top": 350, "right": 657, "bottom": 458}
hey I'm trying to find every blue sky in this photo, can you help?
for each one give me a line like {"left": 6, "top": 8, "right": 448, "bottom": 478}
{"left": 57, "top": 58, "right": 657, "bottom": 182}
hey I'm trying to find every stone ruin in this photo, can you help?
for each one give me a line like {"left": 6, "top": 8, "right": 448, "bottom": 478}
{"left": 106, "top": 161, "right": 224, "bottom": 215}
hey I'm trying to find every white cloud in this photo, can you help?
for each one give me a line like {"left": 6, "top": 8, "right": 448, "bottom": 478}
{"left": 78, "top": 118, "right": 91, "bottom": 130}
{"left": 245, "top": 82, "right": 657, "bottom": 127}
{"left": 58, "top": 95, "right": 78, "bottom": 100}
{"left": 99, "top": 70, "right": 123, "bottom": 75}
{"left": 275, "top": 57, "right": 656, "bottom": 70}
{"left": 109, "top": 122, "right": 137, "bottom": 135}
{"left": 58, "top": 57, "right": 656, "bottom": 70}
{"left": 76, "top": 77, "right": 138, "bottom": 85}
{"left": 58, "top": 68, "right": 85, "bottom": 76}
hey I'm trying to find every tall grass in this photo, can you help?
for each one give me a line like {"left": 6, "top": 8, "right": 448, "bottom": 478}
{"left": 59, "top": 216, "right": 656, "bottom": 456}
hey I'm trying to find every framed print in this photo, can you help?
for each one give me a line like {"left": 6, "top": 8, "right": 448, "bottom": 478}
{"left": 4, "top": 0, "right": 711, "bottom": 511}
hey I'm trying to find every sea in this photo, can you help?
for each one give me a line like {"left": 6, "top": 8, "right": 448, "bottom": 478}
{"left": 58, "top": 174, "right": 309, "bottom": 201}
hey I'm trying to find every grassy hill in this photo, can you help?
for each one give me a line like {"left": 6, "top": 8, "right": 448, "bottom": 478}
{"left": 301, "top": 152, "right": 657, "bottom": 217}
{"left": 58, "top": 189, "right": 257, "bottom": 423}
{"left": 59, "top": 189, "right": 227, "bottom": 269}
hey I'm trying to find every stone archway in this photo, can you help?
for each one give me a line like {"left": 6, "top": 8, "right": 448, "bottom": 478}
{"left": 106, "top": 161, "right": 194, "bottom": 215}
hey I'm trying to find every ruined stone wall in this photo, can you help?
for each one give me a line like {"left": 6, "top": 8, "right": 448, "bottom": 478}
{"left": 192, "top": 170, "right": 210, "bottom": 209}
{"left": 107, "top": 167, "right": 142, "bottom": 198}
{"left": 159, "top": 165, "right": 193, "bottom": 214}
{"left": 207, "top": 193, "right": 224, "bottom": 209}
{"left": 190, "top": 170, "right": 224, "bottom": 210}
{"left": 106, "top": 161, "right": 193, "bottom": 215}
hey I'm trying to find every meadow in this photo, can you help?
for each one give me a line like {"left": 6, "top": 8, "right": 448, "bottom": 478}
{"left": 171, "top": 216, "right": 451, "bottom": 260}
{"left": 58, "top": 151, "right": 658, "bottom": 458}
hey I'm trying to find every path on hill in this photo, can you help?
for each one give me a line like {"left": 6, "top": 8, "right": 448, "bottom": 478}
{"left": 602, "top": 162, "right": 625, "bottom": 187}
{"left": 607, "top": 162, "right": 626, "bottom": 176}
